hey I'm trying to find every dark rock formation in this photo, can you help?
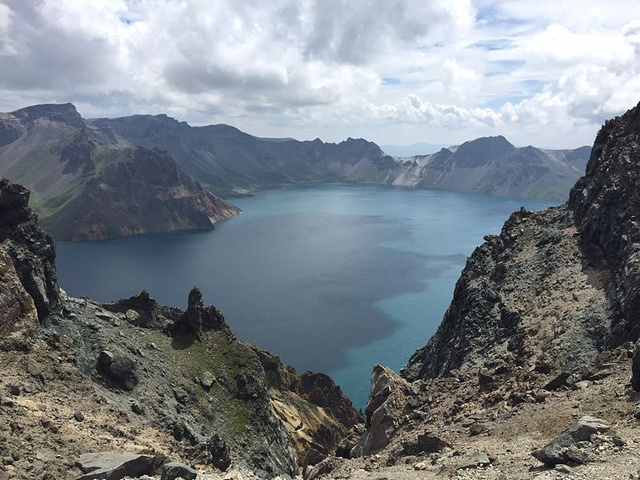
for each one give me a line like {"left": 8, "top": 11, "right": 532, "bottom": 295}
{"left": 75, "top": 451, "right": 160, "bottom": 480}
{"left": 160, "top": 462, "right": 197, "bottom": 480}
{"left": 172, "top": 286, "right": 229, "bottom": 335}
{"left": 0, "top": 179, "right": 61, "bottom": 320}
{"left": 352, "top": 365, "right": 410, "bottom": 456}
{"left": 402, "top": 204, "right": 614, "bottom": 380}
{"left": 97, "top": 350, "right": 138, "bottom": 391}
{"left": 102, "top": 290, "right": 164, "bottom": 328}
{"left": 569, "top": 102, "right": 640, "bottom": 343}
{"left": 532, "top": 416, "right": 614, "bottom": 466}
{"left": 191, "top": 433, "right": 231, "bottom": 471}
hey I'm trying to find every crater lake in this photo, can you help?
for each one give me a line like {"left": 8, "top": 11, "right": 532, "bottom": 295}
{"left": 56, "top": 183, "right": 552, "bottom": 409}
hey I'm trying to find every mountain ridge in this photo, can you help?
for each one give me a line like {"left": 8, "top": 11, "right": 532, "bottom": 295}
{"left": 0, "top": 104, "right": 239, "bottom": 241}
{"left": 90, "top": 107, "right": 589, "bottom": 201}
{"left": 0, "top": 102, "right": 591, "bottom": 242}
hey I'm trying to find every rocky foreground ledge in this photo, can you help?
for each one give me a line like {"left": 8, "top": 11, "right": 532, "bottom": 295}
{"left": 0, "top": 178, "right": 361, "bottom": 479}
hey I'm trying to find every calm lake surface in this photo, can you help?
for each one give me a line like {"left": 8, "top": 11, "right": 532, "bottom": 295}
{"left": 56, "top": 184, "right": 551, "bottom": 409}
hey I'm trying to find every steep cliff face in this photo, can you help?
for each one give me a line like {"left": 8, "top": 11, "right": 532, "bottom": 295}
{"left": 253, "top": 347, "right": 362, "bottom": 468}
{"left": 0, "top": 179, "right": 61, "bottom": 320}
{"left": 402, "top": 102, "right": 640, "bottom": 382}
{"left": 0, "top": 104, "right": 238, "bottom": 241}
{"left": 40, "top": 147, "right": 238, "bottom": 241}
{"left": 401, "top": 205, "right": 615, "bottom": 381}
{"left": 569, "top": 103, "right": 640, "bottom": 342}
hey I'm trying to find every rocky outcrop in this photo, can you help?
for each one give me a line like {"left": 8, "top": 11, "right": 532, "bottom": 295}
{"left": 569, "top": 103, "right": 640, "bottom": 343}
{"left": 160, "top": 462, "right": 198, "bottom": 480}
{"left": 0, "top": 248, "right": 38, "bottom": 349}
{"left": 532, "top": 416, "right": 619, "bottom": 466}
{"left": 0, "top": 179, "right": 61, "bottom": 320}
{"left": 403, "top": 101, "right": 640, "bottom": 383}
{"left": 75, "top": 451, "right": 161, "bottom": 480}
{"left": 402, "top": 204, "right": 615, "bottom": 381}
{"left": 352, "top": 365, "right": 410, "bottom": 456}
{"left": 171, "top": 286, "right": 230, "bottom": 336}
{"left": 102, "top": 290, "right": 165, "bottom": 329}
{"left": 253, "top": 347, "right": 362, "bottom": 468}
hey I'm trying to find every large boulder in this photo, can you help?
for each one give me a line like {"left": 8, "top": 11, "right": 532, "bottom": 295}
{"left": 76, "top": 451, "right": 158, "bottom": 480}
{"left": 97, "top": 350, "right": 139, "bottom": 391}
{"left": 160, "top": 462, "right": 197, "bottom": 480}
{"left": 532, "top": 416, "right": 613, "bottom": 465}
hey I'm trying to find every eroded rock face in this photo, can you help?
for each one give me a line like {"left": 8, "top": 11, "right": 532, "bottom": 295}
{"left": 0, "top": 248, "right": 38, "bottom": 349}
{"left": 352, "top": 365, "right": 410, "bottom": 456}
{"left": 0, "top": 179, "right": 61, "bottom": 320}
{"left": 252, "top": 346, "right": 363, "bottom": 468}
{"left": 402, "top": 205, "right": 614, "bottom": 381}
{"left": 569, "top": 102, "right": 640, "bottom": 343}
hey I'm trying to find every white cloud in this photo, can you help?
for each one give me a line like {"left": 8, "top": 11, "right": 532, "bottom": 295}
{"left": 0, "top": 0, "right": 640, "bottom": 148}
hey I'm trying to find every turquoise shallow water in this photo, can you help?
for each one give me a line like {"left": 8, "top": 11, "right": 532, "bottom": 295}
{"left": 56, "top": 183, "right": 552, "bottom": 409}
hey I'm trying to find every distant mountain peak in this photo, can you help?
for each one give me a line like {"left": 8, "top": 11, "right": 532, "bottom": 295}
{"left": 453, "top": 135, "right": 515, "bottom": 165}
{"left": 462, "top": 135, "right": 514, "bottom": 149}
{"left": 10, "top": 103, "right": 83, "bottom": 127}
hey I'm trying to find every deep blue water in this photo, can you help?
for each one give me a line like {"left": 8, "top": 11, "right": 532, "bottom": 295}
{"left": 56, "top": 184, "right": 551, "bottom": 409}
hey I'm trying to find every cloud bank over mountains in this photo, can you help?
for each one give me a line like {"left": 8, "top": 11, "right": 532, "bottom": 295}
{"left": 1, "top": 0, "right": 639, "bottom": 148}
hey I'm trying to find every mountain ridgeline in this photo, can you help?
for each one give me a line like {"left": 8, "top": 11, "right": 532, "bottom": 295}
{"left": 0, "top": 104, "right": 238, "bottom": 241}
{"left": 0, "top": 103, "right": 589, "bottom": 241}
{"left": 94, "top": 112, "right": 589, "bottom": 201}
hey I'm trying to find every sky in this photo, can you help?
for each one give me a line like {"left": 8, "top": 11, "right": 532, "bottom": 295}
{"left": 1, "top": 1, "right": 640, "bottom": 148}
